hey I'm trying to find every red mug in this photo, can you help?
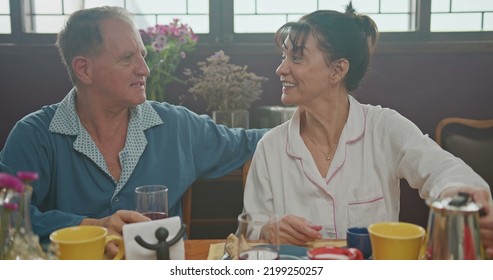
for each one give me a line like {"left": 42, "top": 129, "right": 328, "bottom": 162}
{"left": 307, "top": 246, "right": 364, "bottom": 260}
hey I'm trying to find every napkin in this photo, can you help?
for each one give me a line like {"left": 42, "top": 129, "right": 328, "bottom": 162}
{"left": 208, "top": 243, "right": 227, "bottom": 260}
{"left": 122, "top": 216, "right": 185, "bottom": 260}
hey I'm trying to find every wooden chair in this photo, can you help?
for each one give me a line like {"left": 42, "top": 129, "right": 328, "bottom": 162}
{"left": 242, "top": 159, "right": 252, "bottom": 189}
{"left": 182, "top": 188, "right": 192, "bottom": 238}
{"left": 182, "top": 158, "right": 253, "bottom": 238}
{"left": 435, "top": 117, "right": 493, "bottom": 191}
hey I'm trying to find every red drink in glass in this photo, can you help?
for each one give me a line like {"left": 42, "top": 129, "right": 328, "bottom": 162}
{"left": 142, "top": 211, "right": 168, "bottom": 220}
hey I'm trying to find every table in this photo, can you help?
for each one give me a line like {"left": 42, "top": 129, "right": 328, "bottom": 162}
{"left": 184, "top": 239, "right": 347, "bottom": 260}
{"left": 185, "top": 239, "right": 225, "bottom": 260}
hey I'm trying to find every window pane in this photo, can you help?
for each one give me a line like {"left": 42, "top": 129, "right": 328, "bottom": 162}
{"left": 372, "top": 14, "right": 414, "bottom": 32}
{"left": 0, "top": 0, "right": 10, "bottom": 34}
{"left": 349, "top": 0, "right": 379, "bottom": 13}
{"left": 235, "top": 0, "right": 415, "bottom": 33}
{"left": 33, "top": 15, "right": 68, "bottom": 33}
{"left": 0, "top": 0, "right": 10, "bottom": 13}
{"left": 127, "top": 0, "right": 186, "bottom": 14}
{"left": 134, "top": 15, "right": 207, "bottom": 34}
{"left": 64, "top": 3, "right": 85, "bottom": 14}
{"left": 235, "top": 15, "right": 287, "bottom": 33}
{"left": 0, "top": 16, "right": 11, "bottom": 34}
{"left": 431, "top": 0, "right": 451, "bottom": 12}
{"left": 431, "top": 0, "right": 493, "bottom": 32}
{"left": 483, "top": 12, "right": 493, "bottom": 30}
{"left": 431, "top": 13, "right": 483, "bottom": 31}
{"left": 84, "top": 0, "right": 124, "bottom": 8}
{"left": 24, "top": 0, "right": 209, "bottom": 34}
{"left": 256, "top": 0, "right": 317, "bottom": 14}
{"left": 188, "top": 0, "right": 208, "bottom": 14}
{"left": 380, "top": 0, "right": 412, "bottom": 13}
{"left": 33, "top": 0, "right": 62, "bottom": 14}
{"left": 234, "top": 0, "right": 256, "bottom": 13}
{"left": 158, "top": 15, "right": 208, "bottom": 33}
{"left": 452, "top": 0, "right": 493, "bottom": 12}
{"left": 318, "top": 0, "right": 352, "bottom": 11}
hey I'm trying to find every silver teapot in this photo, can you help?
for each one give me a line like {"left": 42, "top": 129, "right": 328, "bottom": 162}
{"left": 424, "top": 192, "right": 485, "bottom": 260}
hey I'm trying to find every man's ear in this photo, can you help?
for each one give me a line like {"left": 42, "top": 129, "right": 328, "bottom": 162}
{"left": 72, "top": 56, "right": 91, "bottom": 84}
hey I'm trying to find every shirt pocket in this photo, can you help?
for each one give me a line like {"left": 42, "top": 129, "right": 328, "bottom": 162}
{"left": 347, "top": 196, "right": 387, "bottom": 228}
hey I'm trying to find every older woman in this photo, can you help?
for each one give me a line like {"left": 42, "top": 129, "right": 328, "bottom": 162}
{"left": 243, "top": 5, "right": 492, "bottom": 252}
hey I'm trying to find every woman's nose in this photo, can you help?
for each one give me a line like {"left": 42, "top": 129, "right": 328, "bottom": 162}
{"left": 276, "top": 60, "right": 289, "bottom": 76}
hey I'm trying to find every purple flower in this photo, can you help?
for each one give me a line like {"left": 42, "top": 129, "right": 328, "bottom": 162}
{"left": 0, "top": 172, "right": 24, "bottom": 193}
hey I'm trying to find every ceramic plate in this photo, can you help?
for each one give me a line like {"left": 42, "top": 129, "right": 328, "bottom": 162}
{"left": 223, "top": 244, "right": 308, "bottom": 260}
{"left": 279, "top": 244, "right": 308, "bottom": 260}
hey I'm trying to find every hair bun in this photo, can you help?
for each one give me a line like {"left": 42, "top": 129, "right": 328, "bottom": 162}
{"left": 345, "top": 2, "right": 357, "bottom": 15}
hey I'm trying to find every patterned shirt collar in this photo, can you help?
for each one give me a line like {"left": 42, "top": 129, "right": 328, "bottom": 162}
{"left": 49, "top": 88, "right": 163, "bottom": 135}
{"left": 49, "top": 88, "right": 163, "bottom": 198}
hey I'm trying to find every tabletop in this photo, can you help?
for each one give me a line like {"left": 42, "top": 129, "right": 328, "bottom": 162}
{"left": 185, "top": 239, "right": 225, "bottom": 260}
{"left": 184, "top": 239, "right": 347, "bottom": 260}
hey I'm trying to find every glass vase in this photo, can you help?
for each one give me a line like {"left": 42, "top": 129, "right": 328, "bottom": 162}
{"left": 0, "top": 185, "right": 47, "bottom": 260}
{"left": 213, "top": 110, "right": 250, "bottom": 129}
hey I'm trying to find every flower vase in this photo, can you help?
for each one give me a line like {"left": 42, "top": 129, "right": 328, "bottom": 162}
{"left": 213, "top": 110, "right": 250, "bottom": 129}
{"left": 0, "top": 185, "right": 46, "bottom": 259}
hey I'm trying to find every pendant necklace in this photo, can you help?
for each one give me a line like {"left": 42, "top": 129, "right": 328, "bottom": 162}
{"left": 305, "top": 130, "right": 334, "bottom": 161}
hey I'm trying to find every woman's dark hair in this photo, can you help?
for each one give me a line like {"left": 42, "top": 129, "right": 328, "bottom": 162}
{"left": 274, "top": 3, "right": 379, "bottom": 92}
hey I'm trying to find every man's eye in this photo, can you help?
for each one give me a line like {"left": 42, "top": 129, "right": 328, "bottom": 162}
{"left": 280, "top": 54, "right": 286, "bottom": 62}
{"left": 292, "top": 55, "right": 302, "bottom": 63}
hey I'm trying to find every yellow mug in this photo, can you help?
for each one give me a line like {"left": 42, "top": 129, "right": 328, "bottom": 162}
{"left": 50, "top": 225, "right": 124, "bottom": 260}
{"left": 368, "top": 222, "right": 426, "bottom": 260}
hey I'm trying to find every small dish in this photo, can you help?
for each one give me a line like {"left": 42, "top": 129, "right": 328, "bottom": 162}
{"left": 223, "top": 244, "right": 308, "bottom": 260}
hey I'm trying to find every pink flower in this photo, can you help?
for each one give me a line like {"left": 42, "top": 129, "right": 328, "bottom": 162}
{"left": 3, "top": 202, "right": 19, "bottom": 211}
{"left": 16, "top": 171, "right": 38, "bottom": 183}
{"left": 0, "top": 172, "right": 24, "bottom": 193}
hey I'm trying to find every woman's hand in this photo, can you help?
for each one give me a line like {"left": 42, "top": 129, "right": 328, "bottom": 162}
{"left": 262, "top": 214, "right": 323, "bottom": 246}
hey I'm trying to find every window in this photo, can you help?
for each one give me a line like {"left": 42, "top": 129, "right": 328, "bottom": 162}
{"left": 24, "top": 0, "right": 209, "bottom": 33}
{"left": 234, "top": 0, "right": 417, "bottom": 33}
{"left": 431, "top": 0, "right": 493, "bottom": 31}
{"left": 1, "top": 0, "right": 492, "bottom": 46}
{"left": 0, "top": 0, "right": 10, "bottom": 34}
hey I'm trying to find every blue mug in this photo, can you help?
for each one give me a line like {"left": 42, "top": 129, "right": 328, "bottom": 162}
{"left": 346, "top": 227, "right": 372, "bottom": 259}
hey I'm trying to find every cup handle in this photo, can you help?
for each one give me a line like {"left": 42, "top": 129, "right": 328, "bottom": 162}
{"left": 105, "top": 235, "right": 125, "bottom": 260}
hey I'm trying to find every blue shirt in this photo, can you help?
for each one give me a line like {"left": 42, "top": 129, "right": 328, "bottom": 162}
{"left": 1, "top": 88, "right": 266, "bottom": 242}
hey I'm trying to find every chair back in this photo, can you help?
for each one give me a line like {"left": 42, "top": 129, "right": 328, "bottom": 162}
{"left": 435, "top": 117, "right": 493, "bottom": 191}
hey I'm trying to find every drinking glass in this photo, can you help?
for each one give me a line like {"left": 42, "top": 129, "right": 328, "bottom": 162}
{"left": 235, "top": 212, "right": 280, "bottom": 260}
{"left": 135, "top": 185, "right": 168, "bottom": 220}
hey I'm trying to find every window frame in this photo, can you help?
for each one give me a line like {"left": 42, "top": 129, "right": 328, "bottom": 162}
{"left": 0, "top": 0, "right": 492, "bottom": 53}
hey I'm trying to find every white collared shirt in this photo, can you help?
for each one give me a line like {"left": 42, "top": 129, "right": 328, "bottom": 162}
{"left": 244, "top": 95, "right": 489, "bottom": 239}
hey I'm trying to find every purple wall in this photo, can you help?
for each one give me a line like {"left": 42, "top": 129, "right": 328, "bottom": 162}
{"left": 1, "top": 44, "right": 492, "bottom": 228}
{"left": 2, "top": 45, "right": 492, "bottom": 147}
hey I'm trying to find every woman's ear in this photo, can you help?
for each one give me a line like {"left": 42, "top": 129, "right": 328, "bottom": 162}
{"left": 330, "top": 58, "right": 349, "bottom": 84}
{"left": 72, "top": 56, "right": 91, "bottom": 84}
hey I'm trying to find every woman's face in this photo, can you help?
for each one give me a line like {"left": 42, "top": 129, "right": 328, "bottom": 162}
{"left": 275, "top": 33, "right": 335, "bottom": 106}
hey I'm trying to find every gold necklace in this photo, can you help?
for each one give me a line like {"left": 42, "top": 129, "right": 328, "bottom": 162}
{"left": 305, "top": 130, "right": 334, "bottom": 161}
